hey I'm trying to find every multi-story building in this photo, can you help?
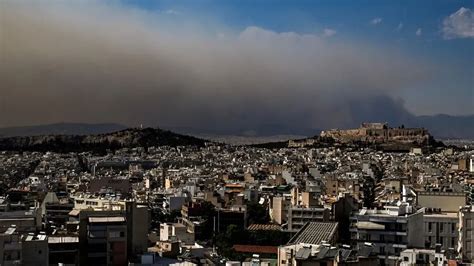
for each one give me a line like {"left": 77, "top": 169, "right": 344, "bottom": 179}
{"left": 287, "top": 206, "right": 330, "bottom": 231}
{"left": 126, "top": 202, "right": 149, "bottom": 259}
{"left": 324, "top": 174, "right": 361, "bottom": 199}
{"left": 459, "top": 205, "right": 474, "bottom": 262}
{"left": 399, "top": 247, "right": 448, "bottom": 266}
{"left": 0, "top": 228, "right": 49, "bottom": 266}
{"left": 0, "top": 227, "right": 22, "bottom": 265}
{"left": 78, "top": 202, "right": 148, "bottom": 266}
{"left": 0, "top": 204, "right": 42, "bottom": 233}
{"left": 216, "top": 206, "right": 247, "bottom": 233}
{"left": 41, "top": 192, "right": 74, "bottom": 227}
{"left": 21, "top": 233, "right": 49, "bottom": 266}
{"left": 79, "top": 212, "right": 128, "bottom": 265}
{"left": 350, "top": 204, "right": 424, "bottom": 265}
{"left": 423, "top": 208, "right": 458, "bottom": 250}
{"left": 416, "top": 191, "right": 466, "bottom": 213}
{"left": 271, "top": 196, "right": 290, "bottom": 225}
{"left": 48, "top": 236, "right": 80, "bottom": 265}
{"left": 72, "top": 194, "right": 126, "bottom": 211}
{"left": 160, "top": 223, "right": 194, "bottom": 245}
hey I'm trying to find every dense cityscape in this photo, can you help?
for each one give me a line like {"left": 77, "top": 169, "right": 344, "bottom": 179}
{"left": 0, "top": 123, "right": 472, "bottom": 265}
{"left": 1, "top": 1, "right": 473, "bottom": 265}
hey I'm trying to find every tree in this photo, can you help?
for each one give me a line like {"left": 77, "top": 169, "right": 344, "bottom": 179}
{"left": 246, "top": 202, "right": 270, "bottom": 225}
{"left": 362, "top": 176, "right": 376, "bottom": 208}
{"left": 214, "top": 225, "right": 249, "bottom": 260}
{"left": 198, "top": 201, "right": 217, "bottom": 241}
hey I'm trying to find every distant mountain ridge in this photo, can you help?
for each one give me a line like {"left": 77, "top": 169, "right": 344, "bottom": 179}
{"left": 0, "top": 127, "right": 207, "bottom": 152}
{"left": 0, "top": 123, "right": 127, "bottom": 138}
{"left": 0, "top": 113, "right": 472, "bottom": 142}
{"left": 411, "top": 114, "right": 474, "bottom": 139}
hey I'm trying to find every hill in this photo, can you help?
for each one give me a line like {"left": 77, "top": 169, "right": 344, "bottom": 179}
{"left": 0, "top": 127, "right": 207, "bottom": 153}
{"left": 0, "top": 123, "right": 127, "bottom": 138}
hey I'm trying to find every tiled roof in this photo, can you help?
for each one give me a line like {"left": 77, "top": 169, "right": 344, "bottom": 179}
{"left": 288, "top": 222, "right": 338, "bottom": 245}
{"left": 247, "top": 224, "right": 281, "bottom": 231}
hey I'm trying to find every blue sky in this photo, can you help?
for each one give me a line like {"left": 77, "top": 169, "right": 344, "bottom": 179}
{"left": 120, "top": 0, "right": 473, "bottom": 115}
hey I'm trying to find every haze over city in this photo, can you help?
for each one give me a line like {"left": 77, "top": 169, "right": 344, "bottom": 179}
{"left": 2, "top": 1, "right": 474, "bottom": 266}
{"left": 1, "top": 0, "right": 472, "bottom": 136}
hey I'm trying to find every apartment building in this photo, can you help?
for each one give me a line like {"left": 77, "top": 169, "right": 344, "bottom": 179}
{"left": 423, "top": 208, "right": 458, "bottom": 250}
{"left": 459, "top": 205, "right": 474, "bottom": 262}
{"left": 350, "top": 204, "right": 424, "bottom": 265}
{"left": 287, "top": 206, "right": 330, "bottom": 231}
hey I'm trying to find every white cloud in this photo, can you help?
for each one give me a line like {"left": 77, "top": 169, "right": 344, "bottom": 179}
{"left": 442, "top": 7, "right": 474, "bottom": 39}
{"left": 370, "top": 17, "right": 382, "bottom": 25}
{"left": 416, "top": 28, "right": 422, "bottom": 36}
{"left": 397, "top": 22, "right": 403, "bottom": 31}
{"left": 322, "top": 28, "right": 337, "bottom": 37}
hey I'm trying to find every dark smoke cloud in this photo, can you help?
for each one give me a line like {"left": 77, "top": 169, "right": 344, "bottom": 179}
{"left": 0, "top": 1, "right": 429, "bottom": 135}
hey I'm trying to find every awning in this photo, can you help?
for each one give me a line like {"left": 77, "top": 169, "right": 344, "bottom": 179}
{"left": 356, "top": 221, "right": 385, "bottom": 230}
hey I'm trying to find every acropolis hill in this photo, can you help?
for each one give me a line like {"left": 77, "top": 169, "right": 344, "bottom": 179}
{"left": 320, "top": 123, "right": 430, "bottom": 144}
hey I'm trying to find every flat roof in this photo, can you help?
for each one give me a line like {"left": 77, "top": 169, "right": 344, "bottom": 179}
{"left": 48, "top": 236, "right": 79, "bottom": 244}
{"left": 88, "top": 216, "right": 125, "bottom": 223}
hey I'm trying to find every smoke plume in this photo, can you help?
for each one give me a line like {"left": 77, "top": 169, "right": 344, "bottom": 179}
{"left": 0, "top": 1, "right": 429, "bottom": 135}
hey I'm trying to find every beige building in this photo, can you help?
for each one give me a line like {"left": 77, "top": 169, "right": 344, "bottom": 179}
{"left": 301, "top": 191, "right": 320, "bottom": 208}
{"left": 417, "top": 191, "right": 466, "bottom": 213}
{"left": 272, "top": 196, "right": 290, "bottom": 225}
{"left": 160, "top": 222, "right": 194, "bottom": 245}
{"left": 72, "top": 194, "right": 126, "bottom": 211}
{"left": 324, "top": 175, "right": 360, "bottom": 200}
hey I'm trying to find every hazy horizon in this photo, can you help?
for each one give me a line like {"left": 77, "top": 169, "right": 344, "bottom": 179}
{"left": 1, "top": 1, "right": 472, "bottom": 135}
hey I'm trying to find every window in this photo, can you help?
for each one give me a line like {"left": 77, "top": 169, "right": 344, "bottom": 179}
{"left": 439, "top": 237, "right": 444, "bottom": 245}
{"left": 440, "top": 223, "right": 444, "bottom": 233}
{"left": 451, "top": 223, "right": 456, "bottom": 233}
{"left": 404, "top": 257, "right": 409, "bottom": 261}
{"left": 428, "top": 222, "right": 432, "bottom": 232}
{"left": 109, "top": 231, "right": 121, "bottom": 238}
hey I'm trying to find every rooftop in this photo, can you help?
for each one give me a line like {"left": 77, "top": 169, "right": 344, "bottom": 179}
{"left": 288, "top": 222, "right": 338, "bottom": 245}
{"left": 88, "top": 216, "right": 125, "bottom": 223}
